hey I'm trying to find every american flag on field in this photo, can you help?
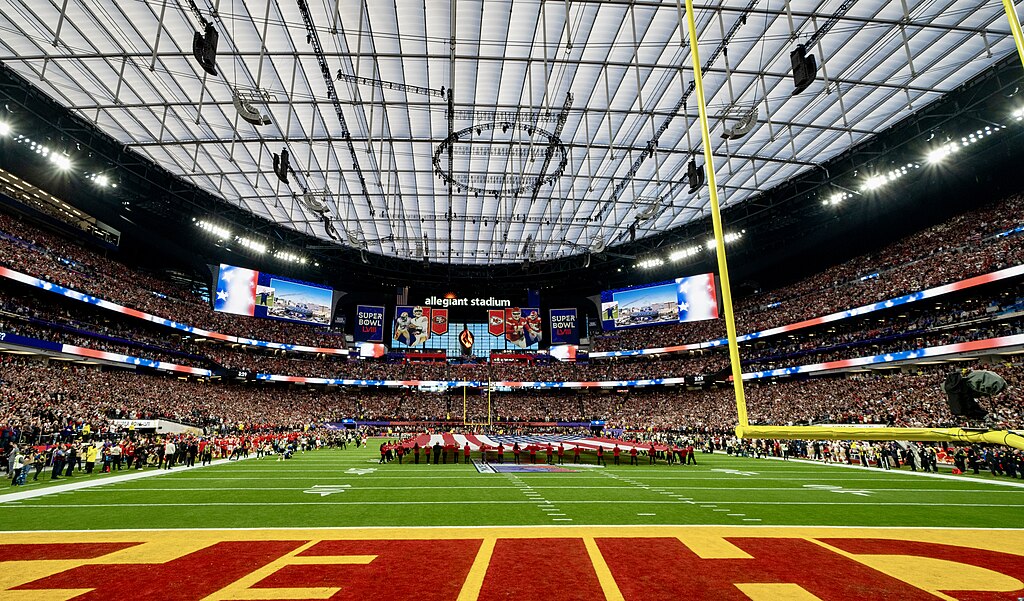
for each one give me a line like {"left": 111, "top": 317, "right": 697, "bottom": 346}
{"left": 214, "top": 265, "right": 258, "bottom": 316}
{"left": 401, "top": 433, "right": 668, "bottom": 453}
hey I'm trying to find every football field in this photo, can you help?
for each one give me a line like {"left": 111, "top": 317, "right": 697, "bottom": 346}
{"left": 0, "top": 440, "right": 1021, "bottom": 529}
{"left": 0, "top": 441, "right": 1022, "bottom": 600}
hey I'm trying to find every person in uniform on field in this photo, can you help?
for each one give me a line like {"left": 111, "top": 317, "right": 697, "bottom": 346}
{"left": 613, "top": 444, "right": 621, "bottom": 465}
{"left": 596, "top": 445, "right": 605, "bottom": 466}
{"left": 513, "top": 442, "right": 521, "bottom": 464}
{"left": 573, "top": 444, "right": 580, "bottom": 464}
{"left": 629, "top": 445, "right": 638, "bottom": 466}
{"left": 557, "top": 443, "right": 565, "bottom": 465}
{"left": 496, "top": 443, "right": 504, "bottom": 464}
{"left": 464, "top": 442, "right": 471, "bottom": 464}
{"left": 413, "top": 442, "right": 420, "bottom": 464}
{"left": 433, "top": 441, "right": 442, "bottom": 464}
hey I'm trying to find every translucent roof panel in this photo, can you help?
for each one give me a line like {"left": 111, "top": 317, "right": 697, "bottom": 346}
{"left": 0, "top": 0, "right": 1018, "bottom": 264}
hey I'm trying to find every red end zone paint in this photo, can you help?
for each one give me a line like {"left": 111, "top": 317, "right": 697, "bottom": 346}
{"left": 253, "top": 539, "right": 481, "bottom": 601}
{"left": 0, "top": 542, "right": 139, "bottom": 560}
{"left": 478, "top": 538, "right": 604, "bottom": 601}
{"left": 4, "top": 532, "right": 1024, "bottom": 600}
{"left": 16, "top": 541, "right": 305, "bottom": 601}
{"left": 822, "top": 538, "right": 1024, "bottom": 601}
{"left": 596, "top": 537, "right": 940, "bottom": 600}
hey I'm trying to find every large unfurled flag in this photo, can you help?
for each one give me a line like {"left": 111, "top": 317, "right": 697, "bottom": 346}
{"left": 214, "top": 264, "right": 258, "bottom": 316}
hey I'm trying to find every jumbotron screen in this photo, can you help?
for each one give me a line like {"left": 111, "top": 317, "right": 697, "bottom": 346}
{"left": 213, "top": 264, "right": 333, "bottom": 326}
{"left": 600, "top": 272, "right": 719, "bottom": 331}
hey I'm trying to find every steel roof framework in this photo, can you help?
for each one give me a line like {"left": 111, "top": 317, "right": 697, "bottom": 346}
{"left": 0, "top": 0, "right": 1019, "bottom": 265}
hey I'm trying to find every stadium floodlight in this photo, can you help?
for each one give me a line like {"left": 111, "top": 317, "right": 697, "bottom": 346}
{"left": 50, "top": 153, "right": 71, "bottom": 171}
{"left": 236, "top": 236, "right": 267, "bottom": 254}
{"left": 93, "top": 174, "right": 109, "bottom": 187}
{"left": 1015, "top": 107, "right": 1024, "bottom": 121}
{"left": 823, "top": 191, "right": 851, "bottom": 206}
{"left": 669, "top": 245, "right": 703, "bottom": 262}
{"left": 196, "top": 220, "right": 231, "bottom": 239}
{"left": 634, "top": 257, "right": 665, "bottom": 269}
{"left": 0, "top": 121, "right": 9, "bottom": 136}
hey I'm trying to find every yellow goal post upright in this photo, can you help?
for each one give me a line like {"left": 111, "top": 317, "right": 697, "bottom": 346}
{"left": 682, "top": 0, "right": 1024, "bottom": 452}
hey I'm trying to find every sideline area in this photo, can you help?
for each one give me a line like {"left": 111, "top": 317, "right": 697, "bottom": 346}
{"left": 0, "top": 455, "right": 254, "bottom": 504}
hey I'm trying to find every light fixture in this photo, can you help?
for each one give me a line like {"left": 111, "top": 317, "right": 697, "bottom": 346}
{"left": 823, "top": 191, "right": 852, "bottom": 206}
{"left": 634, "top": 258, "right": 665, "bottom": 269}
{"left": 0, "top": 121, "right": 9, "bottom": 136}
{"left": 669, "top": 245, "right": 703, "bottom": 261}
{"left": 926, "top": 143, "right": 959, "bottom": 164}
{"left": 196, "top": 220, "right": 231, "bottom": 239}
{"left": 50, "top": 153, "right": 71, "bottom": 171}
{"left": 236, "top": 236, "right": 267, "bottom": 253}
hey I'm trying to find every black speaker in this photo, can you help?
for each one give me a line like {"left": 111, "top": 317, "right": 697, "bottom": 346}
{"left": 790, "top": 44, "right": 817, "bottom": 95}
{"left": 686, "top": 159, "right": 705, "bottom": 194}
{"left": 192, "top": 24, "right": 219, "bottom": 76}
{"left": 272, "top": 147, "right": 290, "bottom": 184}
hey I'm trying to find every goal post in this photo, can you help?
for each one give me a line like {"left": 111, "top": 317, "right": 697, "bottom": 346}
{"left": 684, "top": 0, "right": 1024, "bottom": 453}
{"left": 737, "top": 425, "right": 1024, "bottom": 451}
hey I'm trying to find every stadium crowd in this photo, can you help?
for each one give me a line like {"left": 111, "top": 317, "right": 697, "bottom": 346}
{"left": 593, "top": 193, "right": 1024, "bottom": 351}
{"left": 0, "top": 213, "right": 346, "bottom": 349}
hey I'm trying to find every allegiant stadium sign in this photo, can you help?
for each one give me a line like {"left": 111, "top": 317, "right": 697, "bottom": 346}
{"left": 423, "top": 295, "right": 512, "bottom": 308}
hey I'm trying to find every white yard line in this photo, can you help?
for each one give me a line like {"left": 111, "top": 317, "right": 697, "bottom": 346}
{"left": 0, "top": 456, "right": 256, "bottom": 504}
{"left": 2, "top": 500, "right": 1022, "bottom": 509}
{"left": 710, "top": 451, "right": 1024, "bottom": 489}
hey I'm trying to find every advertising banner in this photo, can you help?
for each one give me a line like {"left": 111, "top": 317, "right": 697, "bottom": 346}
{"left": 488, "top": 309, "right": 505, "bottom": 337}
{"left": 505, "top": 307, "right": 541, "bottom": 348}
{"left": 549, "top": 308, "right": 579, "bottom": 345}
{"left": 431, "top": 308, "right": 449, "bottom": 336}
{"left": 354, "top": 305, "right": 385, "bottom": 342}
{"left": 393, "top": 305, "right": 431, "bottom": 347}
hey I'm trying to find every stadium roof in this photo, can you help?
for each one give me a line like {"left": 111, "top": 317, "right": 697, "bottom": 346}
{"left": 0, "top": 0, "right": 1021, "bottom": 272}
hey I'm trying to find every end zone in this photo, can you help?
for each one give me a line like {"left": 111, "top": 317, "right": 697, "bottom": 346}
{"left": 0, "top": 526, "right": 1021, "bottom": 600}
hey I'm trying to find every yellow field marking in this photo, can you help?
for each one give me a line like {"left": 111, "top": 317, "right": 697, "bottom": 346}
{"left": 0, "top": 589, "right": 93, "bottom": 601}
{"left": 583, "top": 537, "right": 624, "bottom": 601}
{"left": 734, "top": 583, "right": 825, "bottom": 600}
{"left": 221, "top": 588, "right": 342, "bottom": 600}
{"left": 678, "top": 532, "right": 754, "bottom": 559}
{"left": 455, "top": 538, "right": 495, "bottom": 601}
{"left": 2, "top": 526, "right": 1023, "bottom": 600}
{"left": 202, "top": 541, "right": 376, "bottom": 601}
{"left": 809, "top": 539, "right": 1021, "bottom": 600}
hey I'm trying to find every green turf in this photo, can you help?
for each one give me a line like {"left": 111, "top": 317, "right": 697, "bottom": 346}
{"left": 0, "top": 440, "right": 1020, "bottom": 531}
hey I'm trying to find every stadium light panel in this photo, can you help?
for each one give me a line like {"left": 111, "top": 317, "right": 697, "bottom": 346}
{"left": 669, "top": 245, "right": 703, "bottom": 261}
{"left": 236, "top": 236, "right": 267, "bottom": 254}
{"left": 197, "top": 220, "right": 231, "bottom": 239}
{"left": 50, "top": 153, "right": 71, "bottom": 171}
{"left": 0, "top": 121, "right": 9, "bottom": 136}
{"left": 634, "top": 257, "right": 665, "bottom": 269}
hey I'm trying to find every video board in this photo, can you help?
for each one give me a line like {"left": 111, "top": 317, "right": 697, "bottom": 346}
{"left": 213, "top": 264, "right": 333, "bottom": 326}
{"left": 600, "top": 272, "right": 719, "bottom": 331}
